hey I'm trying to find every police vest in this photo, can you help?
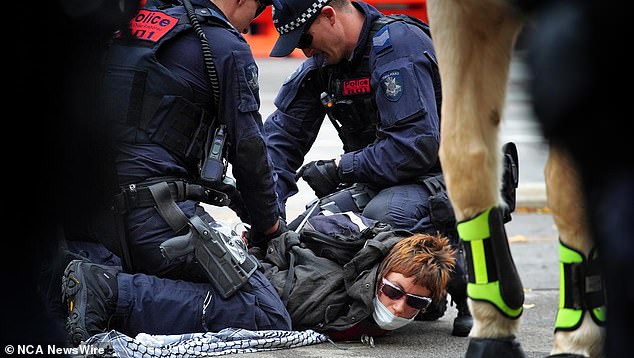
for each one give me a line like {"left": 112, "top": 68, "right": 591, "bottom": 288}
{"left": 319, "top": 15, "right": 441, "bottom": 153}
{"left": 101, "top": 4, "right": 232, "bottom": 168}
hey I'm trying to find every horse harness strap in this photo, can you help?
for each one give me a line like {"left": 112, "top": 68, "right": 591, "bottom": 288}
{"left": 555, "top": 241, "right": 606, "bottom": 331}
{"left": 458, "top": 206, "right": 525, "bottom": 319}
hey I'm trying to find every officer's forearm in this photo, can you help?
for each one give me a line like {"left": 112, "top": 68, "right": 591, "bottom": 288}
{"left": 265, "top": 219, "right": 280, "bottom": 235}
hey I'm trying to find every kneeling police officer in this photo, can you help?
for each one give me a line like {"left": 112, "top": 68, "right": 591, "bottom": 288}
{"left": 61, "top": 0, "right": 292, "bottom": 344}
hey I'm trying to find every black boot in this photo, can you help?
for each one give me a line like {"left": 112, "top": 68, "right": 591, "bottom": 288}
{"left": 62, "top": 260, "right": 120, "bottom": 345}
{"left": 452, "top": 297, "right": 473, "bottom": 337}
{"left": 445, "top": 247, "right": 472, "bottom": 336}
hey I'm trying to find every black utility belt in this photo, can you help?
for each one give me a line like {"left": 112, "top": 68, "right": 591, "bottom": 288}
{"left": 113, "top": 178, "right": 229, "bottom": 213}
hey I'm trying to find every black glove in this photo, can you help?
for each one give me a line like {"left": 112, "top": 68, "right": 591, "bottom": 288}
{"left": 218, "top": 179, "right": 251, "bottom": 224}
{"left": 247, "top": 218, "right": 288, "bottom": 248}
{"left": 296, "top": 159, "right": 341, "bottom": 198}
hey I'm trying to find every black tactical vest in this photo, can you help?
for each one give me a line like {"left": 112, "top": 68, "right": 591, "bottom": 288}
{"left": 319, "top": 40, "right": 376, "bottom": 153}
{"left": 100, "top": 5, "right": 229, "bottom": 168}
{"left": 319, "top": 15, "right": 441, "bottom": 153}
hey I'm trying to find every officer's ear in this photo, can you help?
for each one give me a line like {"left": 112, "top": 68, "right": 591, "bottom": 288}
{"left": 320, "top": 6, "right": 336, "bottom": 26}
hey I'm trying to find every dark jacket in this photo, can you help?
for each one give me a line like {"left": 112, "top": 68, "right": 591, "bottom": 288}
{"left": 260, "top": 227, "right": 409, "bottom": 332}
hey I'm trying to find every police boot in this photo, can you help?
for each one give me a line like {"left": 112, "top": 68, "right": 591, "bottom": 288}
{"left": 62, "top": 260, "right": 120, "bottom": 346}
{"left": 445, "top": 242, "right": 472, "bottom": 336}
{"left": 466, "top": 336, "right": 526, "bottom": 358}
{"left": 452, "top": 297, "right": 473, "bottom": 337}
{"left": 39, "top": 248, "right": 89, "bottom": 324}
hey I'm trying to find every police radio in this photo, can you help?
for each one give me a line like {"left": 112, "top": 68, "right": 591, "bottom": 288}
{"left": 200, "top": 124, "right": 227, "bottom": 185}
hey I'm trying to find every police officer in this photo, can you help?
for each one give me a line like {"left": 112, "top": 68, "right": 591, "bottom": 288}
{"left": 264, "top": 0, "right": 472, "bottom": 336}
{"left": 266, "top": 0, "right": 441, "bottom": 231}
{"left": 61, "top": 0, "right": 292, "bottom": 344}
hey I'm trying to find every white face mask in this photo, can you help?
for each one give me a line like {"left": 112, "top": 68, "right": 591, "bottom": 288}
{"left": 372, "top": 296, "right": 416, "bottom": 330}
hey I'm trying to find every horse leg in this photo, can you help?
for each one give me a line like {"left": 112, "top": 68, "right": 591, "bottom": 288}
{"left": 545, "top": 147, "right": 605, "bottom": 357}
{"left": 428, "top": 0, "right": 524, "bottom": 344}
{"left": 428, "top": 0, "right": 522, "bottom": 219}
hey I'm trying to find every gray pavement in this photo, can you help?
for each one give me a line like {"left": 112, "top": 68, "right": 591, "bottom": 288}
{"left": 199, "top": 53, "right": 562, "bottom": 357}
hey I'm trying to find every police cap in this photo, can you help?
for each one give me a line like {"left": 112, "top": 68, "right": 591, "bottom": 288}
{"left": 269, "top": 0, "right": 332, "bottom": 57}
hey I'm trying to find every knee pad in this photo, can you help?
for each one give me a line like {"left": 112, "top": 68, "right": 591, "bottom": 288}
{"left": 458, "top": 206, "right": 524, "bottom": 319}
{"left": 555, "top": 240, "right": 606, "bottom": 331}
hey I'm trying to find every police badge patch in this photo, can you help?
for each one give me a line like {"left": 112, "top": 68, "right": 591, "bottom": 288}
{"left": 380, "top": 70, "right": 403, "bottom": 101}
{"left": 245, "top": 63, "right": 259, "bottom": 91}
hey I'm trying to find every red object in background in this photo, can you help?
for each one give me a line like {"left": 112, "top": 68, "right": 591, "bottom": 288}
{"left": 244, "top": 1, "right": 428, "bottom": 58}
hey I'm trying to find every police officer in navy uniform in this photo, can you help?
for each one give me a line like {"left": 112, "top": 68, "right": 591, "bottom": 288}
{"left": 264, "top": 0, "right": 473, "bottom": 336}
{"left": 60, "top": 0, "right": 291, "bottom": 344}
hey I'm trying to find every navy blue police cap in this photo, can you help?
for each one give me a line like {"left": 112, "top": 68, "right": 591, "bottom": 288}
{"left": 269, "top": 0, "right": 332, "bottom": 57}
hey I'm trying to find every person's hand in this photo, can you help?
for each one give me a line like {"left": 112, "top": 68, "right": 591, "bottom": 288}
{"left": 296, "top": 159, "right": 341, "bottom": 198}
{"left": 246, "top": 218, "right": 288, "bottom": 248}
{"left": 264, "top": 218, "right": 288, "bottom": 240}
{"left": 227, "top": 189, "right": 250, "bottom": 224}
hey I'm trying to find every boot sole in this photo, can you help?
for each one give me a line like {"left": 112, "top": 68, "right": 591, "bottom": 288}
{"left": 61, "top": 259, "right": 90, "bottom": 345}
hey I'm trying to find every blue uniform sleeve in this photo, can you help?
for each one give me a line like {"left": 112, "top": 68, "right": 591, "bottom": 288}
{"left": 207, "top": 29, "right": 280, "bottom": 232}
{"left": 338, "top": 22, "right": 441, "bottom": 187}
{"left": 264, "top": 59, "right": 326, "bottom": 216}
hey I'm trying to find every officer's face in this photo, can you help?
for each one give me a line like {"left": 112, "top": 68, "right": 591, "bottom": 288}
{"left": 298, "top": 10, "right": 346, "bottom": 64}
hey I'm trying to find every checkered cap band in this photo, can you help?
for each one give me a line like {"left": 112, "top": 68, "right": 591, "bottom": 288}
{"left": 275, "top": 0, "right": 330, "bottom": 35}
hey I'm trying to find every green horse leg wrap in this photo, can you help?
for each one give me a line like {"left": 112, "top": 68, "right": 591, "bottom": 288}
{"left": 458, "top": 207, "right": 524, "bottom": 319}
{"left": 555, "top": 241, "right": 606, "bottom": 331}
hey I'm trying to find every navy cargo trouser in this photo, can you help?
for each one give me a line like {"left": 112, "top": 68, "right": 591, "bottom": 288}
{"left": 67, "top": 200, "right": 292, "bottom": 335}
{"left": 303, "top": 183, "right": 435, "bottom": 233}
{"left": 112, "top": 269, "right": 292, "bottom": 336}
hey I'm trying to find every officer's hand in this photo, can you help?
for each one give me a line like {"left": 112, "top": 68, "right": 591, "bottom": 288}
{"left": 296, "top": 159, "right": 341, "bottom": 198}
{"left": 265, "top": 218, "right": 288, "bottom": 240}
{"left": 247, "top": 218, "right": 288, "bottom": 248}
{"left": 225, "top": 187, "right": 251, "bottom": 224}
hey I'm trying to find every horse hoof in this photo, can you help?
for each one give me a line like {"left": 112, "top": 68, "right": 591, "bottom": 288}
{"left": 465, "top": 336, "right": 526, "bottom": 358}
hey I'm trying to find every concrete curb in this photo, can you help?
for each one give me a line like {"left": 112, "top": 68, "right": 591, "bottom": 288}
{"left": 517, "top": 182, "right": 547, "bottom": 209}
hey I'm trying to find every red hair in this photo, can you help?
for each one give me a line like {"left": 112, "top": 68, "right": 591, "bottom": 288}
{"left": 378, "top": 234, "right": 456, "bottom": 301}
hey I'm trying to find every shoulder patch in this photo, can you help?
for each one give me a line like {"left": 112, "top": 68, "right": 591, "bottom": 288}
{"left": 380, "top": 70, "right": 403, "bottom": 101}
{"left": 129, "top": 9, "right": 178, "bottom": 42}
{"left": 372, "top": 26, "right": 392, "bottom": 55}
{"left": 245, "top": 62, "right": 259, "bottom": 91}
